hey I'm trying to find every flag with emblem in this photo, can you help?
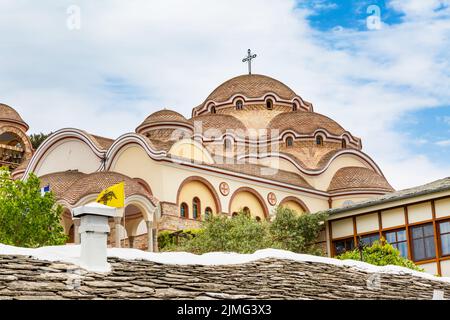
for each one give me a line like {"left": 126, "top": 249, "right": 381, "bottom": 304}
{"left": 95, "top": 182, "right": 125, "bottom": 208}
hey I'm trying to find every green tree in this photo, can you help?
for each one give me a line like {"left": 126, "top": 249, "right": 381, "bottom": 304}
{"left": 0, "top": 168, "right": 67, "bottom": 247}
{"left": 29, "top": 132, "right": 52, "bottom": 150}
{"left": 170, "top": 212, "right": 272, "bottom": 254}
{"left": 337, "top": 239, "right": 424, "bottom": 272}
{"left": 162, "top": 207, "right": 328, "bottom": 255}
{"left": 270, "top": 206, "right": 328, "bottom": 254}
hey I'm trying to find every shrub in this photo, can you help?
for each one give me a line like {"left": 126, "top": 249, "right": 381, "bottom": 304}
{"left": 337, "top": 239, "right": 424, "bottom": 272}
{"left": 158, "top": 229, "right": 203, "bottom": 251}
{"left": 270, "top": 206, "right": 328, "bottom": 254}
{"left": 162, "top": 206, "right": 328, "bottom": 255}
{"left": 0, "top": 169, "right": 67, "bottom": 247}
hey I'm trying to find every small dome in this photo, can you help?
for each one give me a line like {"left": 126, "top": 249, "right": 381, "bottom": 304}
{"left": 188, "top": 114, "right": 246, "bottom": 135}
{"left": 328, "top": 167, "right": 394, "bottom": 193}
{"left": 0, "top": 103, "right": 29, "bottom": 131}
{"left": 268, "top": 111, "right": 347, "bottom": 136}
{"left": 136, "top": 109, "right": 191, "bottom": 135}
{"left": 203, "top": 74, "right": 298, "bottom": 105}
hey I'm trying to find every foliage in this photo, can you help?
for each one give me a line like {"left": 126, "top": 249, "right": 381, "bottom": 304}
{"left": 0, "top": 169, "right": 67, "bottom": 247}
{"left": 158, "top": 229, "right": 203, "bottom": 251}
{"left": 163, "top": 206, "right": 328, "bottom": 255}
{"left": 29, "top": 132, "right": 52, "bottom": 150}
{"left": 269, "top": 206, "right": 328, "bottom": 255}
{"left": 337, "top": 239, "right": 424, "bottom": 272}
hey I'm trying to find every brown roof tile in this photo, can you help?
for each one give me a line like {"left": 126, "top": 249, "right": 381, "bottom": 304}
{"left": 327, "top": 167, "right": 394, "bottom": 193}
{"left": 0, "top": 103, "right": 28, "bottom": 130}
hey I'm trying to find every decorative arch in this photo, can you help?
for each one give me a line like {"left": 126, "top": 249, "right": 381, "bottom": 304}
{"left": 279, "top": 196, "right": 310, "bottom": 214}
{"left": 228, "top": 186, "right": 269, "bottom": 219}
{"left": 176, "top": 176, "right": 222, "bottom": 215}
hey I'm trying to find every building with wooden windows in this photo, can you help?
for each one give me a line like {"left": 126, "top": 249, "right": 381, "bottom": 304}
{"left": 12, "top": 73, "right": 448, "bottom": 272}
{"left": 327, "top": 178, "right": 450, "bottom": 276}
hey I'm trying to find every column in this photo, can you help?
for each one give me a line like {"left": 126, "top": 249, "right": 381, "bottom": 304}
{"left": 146, "top": 220, "right": 154, "bottom": 252}
{"left": 73, "top": 218, "right": 81, "bottom": 244}
{"left": 128, "top": 235, "right": 135, "bottom": 249}
{"left": 114, "top": 216, "right": 122, "bottom": 248}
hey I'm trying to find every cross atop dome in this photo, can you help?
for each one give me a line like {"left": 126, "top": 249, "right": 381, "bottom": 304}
{"left": 242, "top": 49, "right": 257, "bottom": 75}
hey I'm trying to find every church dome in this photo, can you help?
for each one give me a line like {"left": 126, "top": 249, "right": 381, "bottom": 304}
{"left": 267, "top": 111, "right": 347, "bottom": 136}
{"left": 0, "top": 103, "right": 29, "bottom": 131}
{"left": 205, "top": 74, "right": 298, "bottom": 104}
{"left": 328, "top": 167, "right": 394, "bottom": 193}
{"left": 136, "top": 109, "right": 192, "bottom": 136}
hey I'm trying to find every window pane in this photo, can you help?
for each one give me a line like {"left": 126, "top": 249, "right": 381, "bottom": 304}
{"left": 441, "top": 234, "right": 450, "bottom": 256}
{"left": 385, "top": 231, "right": 396, "bottom": 243}
{"left": 440, "top": 222, "right": 450, "bottom": 234}
{"left": 412, "top": 226, "right": 423, "bottom": 239}
{"left": 413, "top": 239, "right": 425, "bottom": 261}
{"left": 424, "top": 237, "right": 436, "bottom": 259}
{"left": 397, "top": 242, "right": 408, "bottom": 258}
{"left": 423, "top": 224, "right": 434, "bottom": 237}
{"left": 397, "top": 230, "right": 406, "bottom": 242}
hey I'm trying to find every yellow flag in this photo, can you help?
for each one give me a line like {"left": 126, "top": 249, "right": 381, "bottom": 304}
{"left": 96, "top": 182, "right": 125, "bottom": 208}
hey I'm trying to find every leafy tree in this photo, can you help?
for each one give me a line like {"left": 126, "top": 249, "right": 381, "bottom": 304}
{"left": 162, "top": 206, "right": 328, "bottom": 255}
{"left": 337, "top": 239, "right": 424, "bottom": 272}
{"left": 0, "top": 168, "right": 67, "bottom": 247}
{"left": 29, "top": 132, "right": 52, "bottom": 150}
{"left": 167, "top": 212, "right": 272, "bottom": 254}
{"left": 270, "top": 206, "right": 328, "bottom": 255}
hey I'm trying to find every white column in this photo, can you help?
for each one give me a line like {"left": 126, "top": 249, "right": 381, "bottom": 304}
{"left": 114, "top": 216, "right": 122, "bottom": 248}
{"left": 73, "top": 218, "right": 81, "bottom": 244}
{"left": 146, "top": 220, "right": 154, "bottom": 252}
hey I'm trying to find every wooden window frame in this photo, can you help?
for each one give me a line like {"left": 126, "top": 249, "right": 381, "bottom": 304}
{"left": 410, "top": 222, "right": 436, "bottom": 262}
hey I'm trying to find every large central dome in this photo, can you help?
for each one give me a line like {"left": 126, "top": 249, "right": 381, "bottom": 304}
{"left": 205, "top": 74, "right": 298, "bottom": 103}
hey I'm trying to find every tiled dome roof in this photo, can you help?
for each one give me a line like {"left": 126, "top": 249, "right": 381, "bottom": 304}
{"left": 204, "top": 74, "right": 298, "bottom": 104}
{"left": 40, "top": 171, "right": 158, "bottom": 205}
{"left": 0, "top": 103, "right": 29, "bottom": 130}
{"left": 267, "top": 111, "right": 347, "bottom": 136}
{"left": 188, "top": 114, "right": 246, "bottom": 134}
{"left": 327, "top": 167, "right": 394, "bottom": 193}
{"left": 136, "top": 109, "right": 190, "bottom": 134}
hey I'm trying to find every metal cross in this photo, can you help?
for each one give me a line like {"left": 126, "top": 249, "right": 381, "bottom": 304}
{"left": 242, "top": 49, "right": 257, "bottom": 75}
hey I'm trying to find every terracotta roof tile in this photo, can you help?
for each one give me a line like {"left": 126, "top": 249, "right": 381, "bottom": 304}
{"left": 327, "top": 167, "right": 394, "bottom": 193}
{"left": 0, "top": 103, "right": 28, "bottom": 130}
{"left": 202, "top": 74, "right": 298, "bottom": 105}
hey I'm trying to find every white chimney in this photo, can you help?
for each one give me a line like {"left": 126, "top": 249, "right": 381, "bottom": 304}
{"left": 72, "top": 202, "right": 118, "bottom": 272}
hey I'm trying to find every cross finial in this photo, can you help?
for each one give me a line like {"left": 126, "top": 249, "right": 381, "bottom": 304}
{"left": 242, "top": 49, "right": 257, "bottom": 75}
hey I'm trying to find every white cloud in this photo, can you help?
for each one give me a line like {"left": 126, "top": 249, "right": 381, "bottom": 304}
{"left": 436, "top": 140, "right": 450, "bottom": 147}
{"left": 0, "top": 0, "right": 449, "bottom": 189}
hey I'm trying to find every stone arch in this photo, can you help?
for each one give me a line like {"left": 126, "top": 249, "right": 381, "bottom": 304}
{"left": 228, "top": 187, "right": 269, "bottom": 220}
{"left": 176, "top": 176, "right": 222, "bottom": 218}
{"left": 60, "top": 207, "right": 75, "bottom": 243}
{"left": 279, "top": 196, "right": 310, "bottom": 214}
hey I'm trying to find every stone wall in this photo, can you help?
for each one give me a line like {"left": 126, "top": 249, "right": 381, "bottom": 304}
{"left": 0, "top": 255, "right": 449, "bottom": 300}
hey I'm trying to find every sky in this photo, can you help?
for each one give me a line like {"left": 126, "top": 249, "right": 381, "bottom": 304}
{"left": 0, "top": 0, "right": 449, "bottom": 190}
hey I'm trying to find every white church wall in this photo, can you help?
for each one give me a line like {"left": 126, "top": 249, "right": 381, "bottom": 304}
{"left": 35, "top": 139, "right": 101, "bottom": 177}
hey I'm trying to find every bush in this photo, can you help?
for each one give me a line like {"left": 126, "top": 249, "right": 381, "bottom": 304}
{"left": 162, "top": 206, "right": 328, "bottom": 255}
{"left": 0, "top": 169, "right": 67, "bottom": 247}
{"left": 158, "top": 229, "right": 203, "bottom": 251}
{"left": 270, "top": 206, "right": 328, "bottom": 255}
{"left": 337, "top": 239, "right": 424, "bottom": 272}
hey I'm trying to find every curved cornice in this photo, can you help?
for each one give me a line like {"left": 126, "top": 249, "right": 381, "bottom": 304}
{"left": 22, "top": 128, "right": 107, "bottom": 179}
{"left": 237, "top": 149, "right": 385, "bottom": 177}
{"left": 192, "top": 92, "right": 313, "bottom": 117}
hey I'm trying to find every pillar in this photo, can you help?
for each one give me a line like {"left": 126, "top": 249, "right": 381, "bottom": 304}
{"left": 73, "top": 218, "right": 81, "bottom": 244}
{"left": 128, "top": 235, "right": 135, "bottom": 249}
{"left": 146, "top": 220, "right": 154, "bottom": 252}
{"left": 114, "top": 216, "right": 122, "bottom": 248}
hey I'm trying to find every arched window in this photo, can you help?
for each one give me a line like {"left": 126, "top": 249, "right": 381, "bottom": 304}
{"left": 205, "top": 207, "right": 212, "bottom": 219}
{"left": 286, "top": 137, "right": 294, "bottom": 147}
{"left": 232, "top": 212, "right": 238, "bottom": 218}
{"left": 211, "top": 106, "right": 216, "bottom": 114}
{"left": 266, "top": 99, "right": 273, "bottom": 110}
{"left": 293, "top": 103, "right": 298, "bottom": 111}
{"left": 255, "top": 216, "right": 261, "bottom": 222}
{"left": 342, "top": 139, "right": 347, "bottom": 149}
{"left": 236, "top": 100, "right": 243, "bottom": 110}
{"left": 243, "top": 207, "right": 251, "bottom": 217}
{"left": 224, "top": 138, "right": 233, "bottom": 152}
{"left": 180, "top": 203, "right": 188, "bottom": 218}
{"left": 316, "top": 135, "right": 323, "bottom": 146}
{"left": 192, "top": 197, "right": 201, "bottom": 220}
